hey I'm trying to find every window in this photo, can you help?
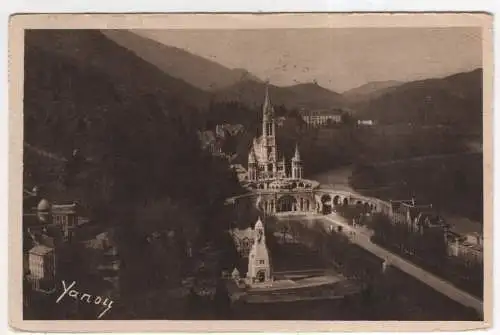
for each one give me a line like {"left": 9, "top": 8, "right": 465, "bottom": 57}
{"left": 259, "top": 260, "right": 265, "bottom": 265}
{"left": 267, "top": 123, "right": 273, "bottom": 136}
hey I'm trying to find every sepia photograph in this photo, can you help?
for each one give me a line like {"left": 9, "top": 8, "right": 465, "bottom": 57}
{"left": 9, "top": 13, "right": 492, "bottom": 332}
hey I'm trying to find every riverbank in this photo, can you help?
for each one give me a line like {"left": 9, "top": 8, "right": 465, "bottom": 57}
{"left": 312, "top": 152, "right": 483, "bottom": 225}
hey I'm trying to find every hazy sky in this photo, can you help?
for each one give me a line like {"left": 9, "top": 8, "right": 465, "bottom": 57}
{"left": 134, "top": 28, "right": 482, "bottom": 92}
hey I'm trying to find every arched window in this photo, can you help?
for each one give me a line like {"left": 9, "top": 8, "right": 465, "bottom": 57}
{"left": 277, "top": 195, "right": 297, "bottom": 213}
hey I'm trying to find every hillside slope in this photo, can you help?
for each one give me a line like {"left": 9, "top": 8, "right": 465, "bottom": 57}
{"left": 102, "top": 30, "right": 262, "bottom": 91}
{"left": 213, "top": 80, "right": 347, "bottom": 110}
{"left": 343, "top": 80, "right": 403, "bottom": 104}
{"left": 26, "top": 29, "right": 209, "bottom": 110}
{"left": 355, "top": 69, "right": 482, "bottom": 132}
{"left": 23, "top": 30, "right": 238, "bottom": 212}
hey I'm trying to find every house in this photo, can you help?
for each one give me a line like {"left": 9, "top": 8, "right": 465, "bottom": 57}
{"left": 445, "top": 217, "right": 483, "bottom": 265}
{"left": 52, "top": 203, "right": 79, "bottom": 242}
{"left": 357, "top": 119, "right": 375, "bottom": 126}
{"left": 446, "top": 234, "right": 483, "bottom": 265}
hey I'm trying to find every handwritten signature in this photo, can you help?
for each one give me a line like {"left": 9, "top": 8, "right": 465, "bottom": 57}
{"left": 56, "top": 280, "right": 114, "bottom": 319}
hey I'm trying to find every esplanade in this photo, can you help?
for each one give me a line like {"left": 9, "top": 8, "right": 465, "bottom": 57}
{"left": 227, "top": 183, "right": 389, "bottom": 217}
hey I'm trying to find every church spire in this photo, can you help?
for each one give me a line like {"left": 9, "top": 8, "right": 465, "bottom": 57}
{"left": 293, "top": 143, "right": 301, "bottom": 161}
{"left": 263, "top": 84, "right": 273, "bottom": 118}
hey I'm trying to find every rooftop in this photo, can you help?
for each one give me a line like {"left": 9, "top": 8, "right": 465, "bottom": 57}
{"left": 447, "top": 216, "right": 482, "bottom": 235}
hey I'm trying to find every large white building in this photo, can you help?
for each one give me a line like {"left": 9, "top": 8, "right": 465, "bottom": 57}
{"left": 247, "top": 87, "right": 303, "bottom": 182}
{"left": 299, "top": 108, "right": 343, "bottom": 128}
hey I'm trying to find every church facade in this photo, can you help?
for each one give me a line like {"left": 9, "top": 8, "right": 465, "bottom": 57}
{"left": 247, "top": 87, "right": 303, "bottom": 182}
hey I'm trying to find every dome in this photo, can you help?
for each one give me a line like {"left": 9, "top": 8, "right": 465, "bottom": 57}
{"left": 37, "top": 198, "right": 51, "bottom": 212}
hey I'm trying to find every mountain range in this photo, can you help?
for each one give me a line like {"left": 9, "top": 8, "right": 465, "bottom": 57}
{"left": 342, "top": 80, "right": 403, "bottom": 103}
{"left": 24, "top": 29, "right": 483, "bottom": 135}
{"left": 211, "top": 80, "right": 346, "bottom": 110}
{"left": 102, "top": 30, "right": 347, "bottom": 110}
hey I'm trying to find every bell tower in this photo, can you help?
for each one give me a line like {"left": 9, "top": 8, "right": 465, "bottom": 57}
{"left": 247, "top": 217, "right": 272, "bottom": 284}
{"left": 262, "top": 85, "right": 277, "bottom": 178}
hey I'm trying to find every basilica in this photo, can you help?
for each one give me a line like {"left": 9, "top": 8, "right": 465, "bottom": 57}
{"left": 247, "top": 87, "right": 303, "bottom": 182}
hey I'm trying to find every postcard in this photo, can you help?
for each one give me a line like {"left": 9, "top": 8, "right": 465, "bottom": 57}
{"left": 8, "top": 13, "right": 493, "bottom": 332}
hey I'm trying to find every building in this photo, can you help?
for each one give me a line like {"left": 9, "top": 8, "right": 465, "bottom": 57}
{"left": 52, "top": 203, "right": 78, "bottom": 242}
{"left": 197, "top": 130, "right": 222, "bottom": 154}
{"left": 247, "top": 87, "right": 303, "bottom": 182}
{"left": 246, "top": 217, "right": 272, "bottom": 285}
{"left": 389, "top": 199, "right": 433, "bottom": 227}
{"left": 28, "top": 245, "right": 56, "bottom": 293}
{"left": 445, "top": 218, "right": 483, "bottom": 265}
{"left": 216, "top": 123, "right": 244, "bottom": 137}
{"left": 299, "top": 108, "right": 343, "bottom": 128}
{"left": 275, "top": 116, "right": 286, "bottom": 127}
{"left": 446, "top": 233, "right": 483, "bottom": 265}
{"left": 357, "top": 119, "right": 375, "bottom": 126}
{"left": 389, "top": 199, "right": 483, "bottom": 265}
{"left": 28, "top": 197, "right": 79, "bottom": 242}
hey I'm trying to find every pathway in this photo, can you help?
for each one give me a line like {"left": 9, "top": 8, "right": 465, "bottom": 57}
{"left": 321, "top": 214, "right": 483, "bottom": 315}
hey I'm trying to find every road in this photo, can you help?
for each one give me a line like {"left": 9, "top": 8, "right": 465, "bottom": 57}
{"left": 321, "top": 214, "right": 483, "bottom": 315}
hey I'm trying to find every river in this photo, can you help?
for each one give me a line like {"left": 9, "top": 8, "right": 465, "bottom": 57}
{"left": 311, "top": 157, "right": 483, "bottom": 233}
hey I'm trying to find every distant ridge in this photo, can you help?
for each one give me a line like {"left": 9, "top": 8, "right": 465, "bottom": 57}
{"left": 354, "top": 69, "right": 482, "bottom": 132}
{"left": 102, "top": 30, "right": 347, "bottom": 110}
{"left": 102, "top": 30, "right": 263, "bottom": 91}
{"left": 213, "top": 80, "right": 347, "bottom": 110}
{"left": 343, "top": 80, "right": 403, "bottom": 103}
